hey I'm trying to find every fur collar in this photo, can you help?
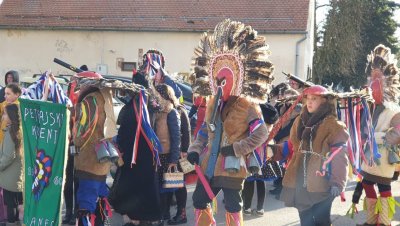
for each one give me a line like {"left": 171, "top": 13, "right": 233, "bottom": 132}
{"left": 297, "top": 101, "right": 336, "bottom": 149}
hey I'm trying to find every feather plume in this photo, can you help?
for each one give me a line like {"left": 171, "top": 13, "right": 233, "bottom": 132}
{"left": 366, "top": 44, "right": 400, "bottom": 103}
{"left": 190, "top": 19, "right": 275, "bottom": 102}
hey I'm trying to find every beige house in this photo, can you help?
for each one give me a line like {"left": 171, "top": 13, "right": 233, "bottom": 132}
{"left": 0, "top": 0, "right": 314, "bottom": 85}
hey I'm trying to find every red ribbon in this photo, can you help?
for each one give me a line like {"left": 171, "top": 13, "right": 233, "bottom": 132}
{"left": 195, "top": 164, "right": 215, "bottom": 200}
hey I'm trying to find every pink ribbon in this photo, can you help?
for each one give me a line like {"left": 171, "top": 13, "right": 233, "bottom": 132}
{"left": 316, "top": 146, "right": 342, "bottom": 177}
{"left": 195, "top": 165, "right": 215, "bottom": 200}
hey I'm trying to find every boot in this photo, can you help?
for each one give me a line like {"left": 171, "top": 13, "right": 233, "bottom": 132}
{"left": 194, "top": 207, "right": 215, "bottom": 226}
{"left": 62, "top": 210, "right": 73, "bottom": 224}
{"left": 68, "top": 214, "right": 76, "bottom": 225}
{"left": 167, "top": 208, "right": 187, "bottom": 225}
{"left": 377, "top": 197, "right": 391, "bottom": 226}
{"left": 5, "top": 223, "right": 17, "bottom": 226}
{"left": 225, "top": 211, "right": 243, "bottom": 226}
{"left": 356, "top": 198, "right": 377, "bottom": 226}
{"left": 269, "top": 186, "right": 282, "bottom": 195}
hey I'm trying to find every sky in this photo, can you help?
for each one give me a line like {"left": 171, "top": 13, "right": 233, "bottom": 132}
{"left": 316, "top": 0, "right": 400, "bottom": 40}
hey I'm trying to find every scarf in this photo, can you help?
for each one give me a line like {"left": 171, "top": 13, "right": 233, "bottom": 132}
{"left": 297, "top": 101, "right": 336, "bottom": 150}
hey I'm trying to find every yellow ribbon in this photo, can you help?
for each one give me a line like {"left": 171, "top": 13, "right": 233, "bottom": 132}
{"left": 375, "top": 197, "right": 382, "bottom": 215}
{"left": 80, "top": 104, "right": 87, "bottom": 125}
{"left": 346, "top": 203, "right": 358, "bottom": 219}
{"left": 212, "top": 198, "right": 218, "bottom": 215}
{"left": 387, "top": 196, "right": 400, "bottom": 219}
{"left": 363, "top": 198, "right": 367, "bottom": 211}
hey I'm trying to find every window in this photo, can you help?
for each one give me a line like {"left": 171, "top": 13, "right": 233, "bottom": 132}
{"left": 121, "top": 62, "right": 136, "bottom": 72}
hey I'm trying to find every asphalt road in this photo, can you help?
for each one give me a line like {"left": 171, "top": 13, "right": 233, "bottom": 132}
{"left": 98, "top": 180, "right": 400, "bottom": 226}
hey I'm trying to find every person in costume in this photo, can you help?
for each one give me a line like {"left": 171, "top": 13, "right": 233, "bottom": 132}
{"left": 72, "top": 71, "right": 118, "bottom": 226}
{"left": 140, "top": 49, "right": 183, "bottom": 103}
{"left": 139, "top": 49, "right": 190, "bottom": 225}
{"left": 268, "top": 83, "right": 301, "bottom": 199}
{"left": 242, "top": 103, "right": 279, "bottom": 216}
{"left": 189, "top": 95, "right": 207, "bottom": 139}
{"left": 133, "top": 49, "right": 185, "bottom": 224}
{"left": 186, "top": 19, "right": 274, "bottom": 226}
{"left": 62, "top": 74, "right": 86, "bottom": 225}
{"left": 356, "top": 44, "right": 400, "bottom": 226}
{"left": 272, "top": 85, "right": 349, "bottom": 226}
{"left": 289, "top": 79, "right": 305, "bottom": 93}
{"left": 109, "top": 73, "right": 164, "bottom": 226}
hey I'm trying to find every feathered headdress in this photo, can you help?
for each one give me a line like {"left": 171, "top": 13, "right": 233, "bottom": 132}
{"left": 191, "top": 19, "right": 274, "bottom": 103}
{"left": 366, "top": 44, "right": 400, "bottom": 103}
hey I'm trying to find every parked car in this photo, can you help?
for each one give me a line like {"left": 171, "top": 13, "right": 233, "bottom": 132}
{"left": 20, "top": 75, "right": 69, "bottom": 93}
{"left": 176, "top": 82, "right": 193, "bottom": 108}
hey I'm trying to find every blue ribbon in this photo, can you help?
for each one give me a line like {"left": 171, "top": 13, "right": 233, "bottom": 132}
{"left": 361, "top": 99, "right": 380, "bottom": 160}
{"left": 347, "top": 98, "right": 360, "bottom": 167}
{"left": 205, "top": 114, "right": 223, "bottom": 179}
{"left": 134, "top": 90, "right": 163, "bottom": 164}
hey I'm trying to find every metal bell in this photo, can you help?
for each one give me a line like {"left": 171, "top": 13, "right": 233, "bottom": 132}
{"left": 224, "top": 156, "right": 241, "bottom": 173}
{"left": 247, "top": 153, "right": 260, "bottom": 174}
{"left": 96, "top": 142, "right": 111, "bottom": 163}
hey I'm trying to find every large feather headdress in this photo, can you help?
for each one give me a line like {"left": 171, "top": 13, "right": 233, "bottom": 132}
{"left": 366, "top": 44, "right": 400, "bottom": 103}
{"left": 191, "top": 19, "right": 274, "bottom": 103}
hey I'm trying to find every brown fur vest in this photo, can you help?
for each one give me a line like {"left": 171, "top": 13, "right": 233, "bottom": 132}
{"left": 201, "top": 96, "right": 261, "bottom": 189}
{"left": 74, "top": 91, "right": 111, "bottom": 180}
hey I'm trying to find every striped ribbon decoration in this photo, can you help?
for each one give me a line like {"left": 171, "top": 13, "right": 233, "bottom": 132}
{"left": 132, "top": 90, "right": 162, "bottom": 167}
{"left": 21, "top": 72, "right": 71, "bottom": 105}
{"left": 249, "top": 119, "right": 266, "bottom": 167}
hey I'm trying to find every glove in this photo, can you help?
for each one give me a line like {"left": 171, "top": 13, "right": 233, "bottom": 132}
{"left": 220, "top": 145, "right": 236, "bottom": 157}
{"left": 187, "top": 152, "right": 199, "bottom": 165}
{"left": 330, "top": 186, "right": 341, "bottom": 197}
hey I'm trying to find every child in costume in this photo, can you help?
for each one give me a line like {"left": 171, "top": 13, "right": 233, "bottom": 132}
{"left": 268, "top": 83, "right": 301, "bottom": 199}
{"left": 189, "top": 95, "right": 207, "bottom": 139}
{"left": 273, "top": 85, "right": 349, "bottom": 226}
{"left": 187, "top": 19, "right": 274, "bottom": 226}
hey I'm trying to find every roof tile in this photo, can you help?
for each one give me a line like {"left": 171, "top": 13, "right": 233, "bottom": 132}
{"left": 0, "top": 0, "right": 310, "bottom": 32}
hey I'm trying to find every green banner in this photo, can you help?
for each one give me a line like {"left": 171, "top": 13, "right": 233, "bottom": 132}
{"left": 20, "top": 99, "right": 69, "bottom": 226}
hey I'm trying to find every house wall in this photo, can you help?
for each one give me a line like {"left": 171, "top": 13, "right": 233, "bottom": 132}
{"left": 0, "top": 29, "right": 311, "bottom": 86}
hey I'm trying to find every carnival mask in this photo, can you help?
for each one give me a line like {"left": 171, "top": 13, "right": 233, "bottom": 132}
{"left": 217, "top": 67, "right": 234, "bottom": 102}
{"left": 370, "top": 69, "right": 384, "bottom": 104}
